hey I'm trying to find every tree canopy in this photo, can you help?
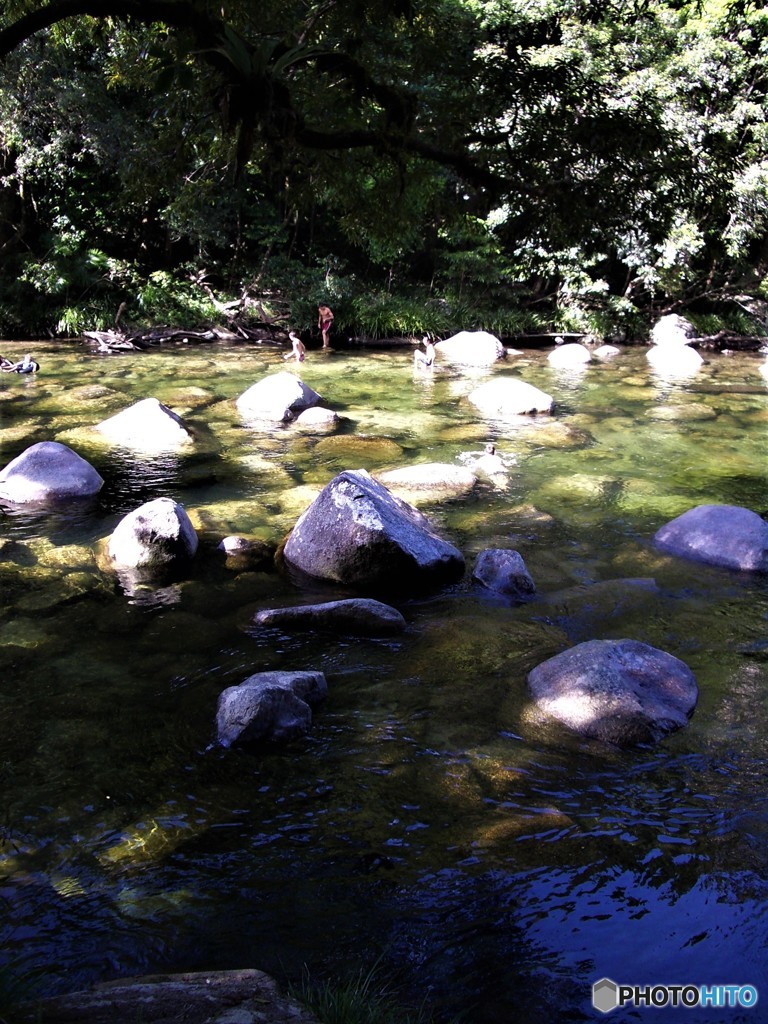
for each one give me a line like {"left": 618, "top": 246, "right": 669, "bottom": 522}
{"left": 0, "top": 0, "right": 767, "bottom": 339}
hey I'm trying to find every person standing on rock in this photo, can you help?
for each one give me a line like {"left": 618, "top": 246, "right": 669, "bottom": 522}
{"left": 317, "top": 305, "right": 334, "bottom": 349}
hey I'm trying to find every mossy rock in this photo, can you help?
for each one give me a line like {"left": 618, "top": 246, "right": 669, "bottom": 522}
{"left": 314, "top": 434, "right": 404, "bottom": 465}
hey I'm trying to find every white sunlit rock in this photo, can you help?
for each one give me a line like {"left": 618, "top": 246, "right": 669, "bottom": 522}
{"left": 649, "top": 313, "right": 698, "bottom": 346}
{"left": 435, "top": 330, "right": 507, "bottom": 366}
{"left": 646, "top": 343, "right": 703, "bottom": 379}
{"left": 95, "top": 397, "right": 193, "bottom": 451}
{"left": 547, "top": 343, "right": 592, "bottom": 367}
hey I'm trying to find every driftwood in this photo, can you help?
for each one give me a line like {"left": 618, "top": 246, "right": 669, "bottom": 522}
{"left": 82, "top": 324, "right": 286, "bottom": 353}
{"left": 693, "top": 330, "right": 766, "bottom": 352}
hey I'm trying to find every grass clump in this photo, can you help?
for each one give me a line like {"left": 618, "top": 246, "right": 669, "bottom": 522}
{"left": 293, "top": 961, "right": 444, "bottom": 1024}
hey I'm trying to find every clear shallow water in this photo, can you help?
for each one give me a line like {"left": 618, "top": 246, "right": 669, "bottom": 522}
{"left": 0, "top": 338, "right": 767, "bottom": 1021}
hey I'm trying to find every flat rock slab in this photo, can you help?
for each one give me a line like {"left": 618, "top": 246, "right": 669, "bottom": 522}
{"left": 254, "top": 598, "right": 406, "bottom": 635}
{"left": 17, "top": 969, "right": 320, "bottom": 1024}
{"left": 375, "top": 462, "right": 477, "bottom": 503}
{"left": 527, "top": 638, "right": 698, "bottom": 747}
{"left": 654, "top": 503, "right": 768, "bottom": 572}
{"left": 314, "top": 434, "right": 403, "bottom": 464}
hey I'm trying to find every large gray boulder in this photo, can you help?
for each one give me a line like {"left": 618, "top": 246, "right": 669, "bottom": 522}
{"left": 254, "top": 598, "right": 406, "bottom": 635}
{"left": 473, "top": 548, "right": 536, "bottom": 600}
{"left": 654, "top": 503, "right": 768, "bottom": 572}
{"left": 282, "top": 469, "right": 465, "bottom": 590}
{"left": 527, "top": 638, "right": 698, "bottom": 747}
{"left": 0, "top": 441, "right": 104, "bottom": 503}
{"left": 216, "top": 670, "right": 328, "bottom": 748}
{"left": 468, "top": 378, "right": 554, "bottom": 416}
{"left": 107, "top": 497, "right": 198, "bottom": 570}
{"left": 650, "top": 313, "right": 698, "bottom": 346}
{"left": 95, "top": 397, "right": 193, "bottom": 450}
{"left": 435, "top": 330, "right": 507, "bottom": 366}
{"left": 236, "top": 371, "right": 321, "bottom": 423}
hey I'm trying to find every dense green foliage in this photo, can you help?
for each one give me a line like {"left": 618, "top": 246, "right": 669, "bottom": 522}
{"left": 1, "top": 0, "right": 767, "bottom": 339}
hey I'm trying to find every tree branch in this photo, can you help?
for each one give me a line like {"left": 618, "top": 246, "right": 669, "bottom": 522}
{"left": 0, "top": 0, "right": 502, "bottom": 193}
{"left": 0, "top": 0, "right": 222, "bottom": 58}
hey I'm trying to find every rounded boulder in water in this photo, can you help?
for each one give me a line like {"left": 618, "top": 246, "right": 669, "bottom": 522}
{"left": 653, "top": 503, "right": 768, "bottom": 572}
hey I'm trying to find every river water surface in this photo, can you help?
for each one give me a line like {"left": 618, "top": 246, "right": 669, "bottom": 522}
{"left": 0, "top": 338, "right": 767, "bottom": 1022}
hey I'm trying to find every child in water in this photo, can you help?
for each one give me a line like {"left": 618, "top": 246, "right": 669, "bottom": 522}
{"left": 284, "top": 332, "right": 306, "bottom": 362}
{"left": 413, "top": 335, "right": 436, "bottom": 368}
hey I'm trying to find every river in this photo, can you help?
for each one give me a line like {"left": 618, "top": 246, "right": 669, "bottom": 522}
{"left": 0, "top": 337, "right": 766, "bottom": 1022}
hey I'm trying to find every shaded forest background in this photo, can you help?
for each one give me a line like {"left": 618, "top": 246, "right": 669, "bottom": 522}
{"left": 0, "top": 0, "right": 767, "bottom": 343}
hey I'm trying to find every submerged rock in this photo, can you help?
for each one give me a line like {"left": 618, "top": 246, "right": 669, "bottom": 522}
{"left": 529, "top": 578, "right": 662, "bottom": 641}
{"left": 217, "top": 536, "right": 276, "bottom": 571}
{"left": 473, "top": 548, "right": 536, "bottom": 600}
{"left": 654, "top": 503, "right": 768, "bottom": 572}
{"left": 282, "top": 469, "right": 465, "bottom": 590}
{"left": 527, "top": 638, "right": 698, "bottom": 747}
{"left": 375, "top": 462, "right": 477, "bottom": 504}
{"left": 315, "top": 433, "right": 403, "bottom": 465}
{"left": 0, "top": 440, "right": 104, "bottom": 503}
{"left": 253, "top": 597, "right": 406, "bottom": 635}
{"left": 216, "top": 669, "right": 327, "bottom": 748}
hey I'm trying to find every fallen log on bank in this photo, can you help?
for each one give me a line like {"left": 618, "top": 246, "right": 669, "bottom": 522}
{"left": 82, "top": 324, "right": 287, "bottom": 353}
{"left": 693, "top": 330, "right": 767, "bottom": 352}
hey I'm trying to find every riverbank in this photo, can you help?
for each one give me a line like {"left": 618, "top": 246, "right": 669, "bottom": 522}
{"left": 17, "top": 969, "right": 319, "bottom": 1024}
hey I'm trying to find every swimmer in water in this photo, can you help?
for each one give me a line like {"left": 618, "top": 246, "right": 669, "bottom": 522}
{"left": 1, "top": 353, "right": 39, "bottom": 373}
{"left": 413, "top": 335, "right": 436, "bottom": 368}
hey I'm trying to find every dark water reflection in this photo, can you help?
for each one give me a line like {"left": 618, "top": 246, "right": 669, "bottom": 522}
{"left": 0, "top": 338, "right": 767, "bottom": 1020}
